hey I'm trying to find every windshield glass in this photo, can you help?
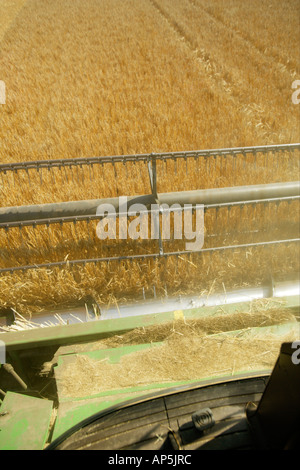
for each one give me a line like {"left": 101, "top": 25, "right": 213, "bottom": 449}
{"left": 0, "top": 0, "right": 299, "bottom": 405}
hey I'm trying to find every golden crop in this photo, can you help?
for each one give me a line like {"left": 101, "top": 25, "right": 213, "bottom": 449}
{"left": 0, "top": 0, "right": 27, "bottom": 42}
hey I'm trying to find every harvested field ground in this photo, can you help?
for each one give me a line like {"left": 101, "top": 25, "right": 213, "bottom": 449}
{"left": 0, "top": 0, "right": 299, "bottom": 322}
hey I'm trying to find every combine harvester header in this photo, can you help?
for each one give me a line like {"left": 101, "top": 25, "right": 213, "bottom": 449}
{"left": 0, "top": 143, "right": 299, "bottom": 450}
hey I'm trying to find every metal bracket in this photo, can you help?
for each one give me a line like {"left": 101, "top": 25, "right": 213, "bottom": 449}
{"left": 147, "top": 154, "right": 163, "bottom": 255}
{"left": 147, "top": 153, "right": 158, "bottom": 199}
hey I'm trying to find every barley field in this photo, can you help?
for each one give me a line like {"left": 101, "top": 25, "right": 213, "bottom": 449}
{"left": 0, "top": 0, "right": 299, "bottom": 315}
{"left": 0, "top": 0, "right": 27, "bottom": 41}
{"left": 0, "top": 0, "right": 299, "bottom": 166}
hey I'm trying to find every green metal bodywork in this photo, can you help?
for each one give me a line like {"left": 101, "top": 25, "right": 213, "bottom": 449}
{"left": 0, "top": 295, "right": 299, "bottom": 449}
{"left": 0, "top": 392, "right": 53, "bottom": 450}
{"left": 2, "top": 295, "right": 299, "bottom": 351}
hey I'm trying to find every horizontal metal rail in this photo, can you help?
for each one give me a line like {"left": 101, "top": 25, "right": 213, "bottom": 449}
{"left": 0, "top": 143, "right": 299, "bottom": 173}
{"left": 0, "top": 195, "right": 298, "bottom": 230}
{"left": 0, "top": 238, "right": 298, "bottom": 275}
{"left": 1, "top": 181, "right": 299, "bottom": 223}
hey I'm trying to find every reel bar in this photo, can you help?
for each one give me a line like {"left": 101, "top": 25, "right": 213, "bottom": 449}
{"left": 0, "top": 238, "right": 298, "bottom": 275}
{"left": 0, "top": 194, "right": 298, "bottom": 231}
{"left": 0, "top": 143, "right": 298, "bottom": 173}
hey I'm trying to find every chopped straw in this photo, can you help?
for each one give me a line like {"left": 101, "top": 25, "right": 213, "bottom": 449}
{"left": 57, "top": 310, "right": 299, "bottom": 398}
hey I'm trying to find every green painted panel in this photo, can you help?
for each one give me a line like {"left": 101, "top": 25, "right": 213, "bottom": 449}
{"left": 0, "top": 392, "right": 53, "bottom": 450}
{"left": 54, "top": 342, "right": 163, "bottom": 401}
{"left": 57, "top": 342, "right": 163, "bottom": 365}
{"left": 2, "top": 295, "right": 299, "bottom": 352}
{"left": 209, "top": 321, "right": 300, "bottom": 339}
